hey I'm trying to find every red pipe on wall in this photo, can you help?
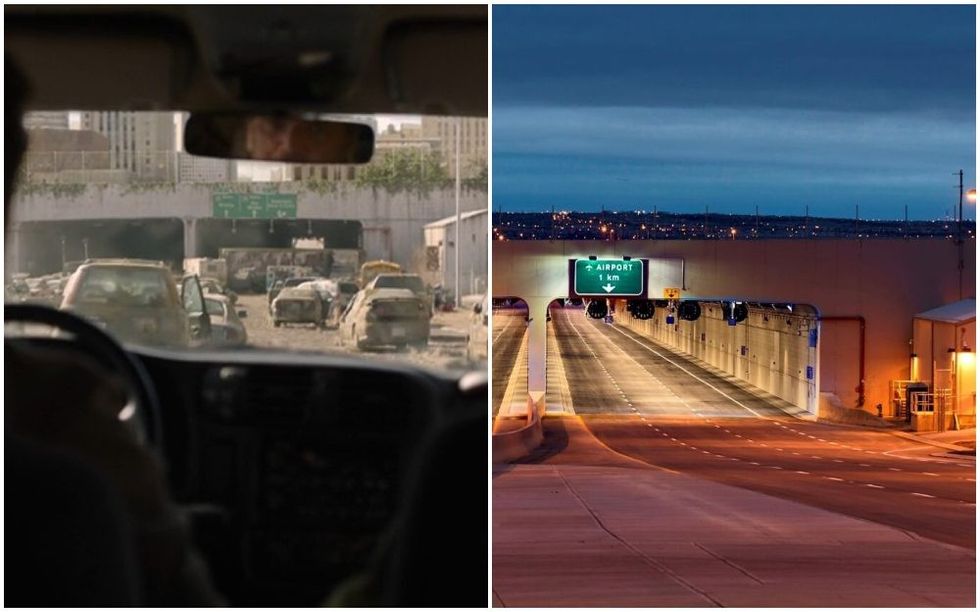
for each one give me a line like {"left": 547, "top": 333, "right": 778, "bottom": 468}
{"left": 820, "top": 316, "right": 866, "bottom": 407}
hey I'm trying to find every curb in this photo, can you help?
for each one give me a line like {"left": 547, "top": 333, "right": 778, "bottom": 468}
{"left": 930, "top": 451, "right": 976, "bottom": 461}
{"left": 888, "top": 429, "right": 975, "bottom": 452}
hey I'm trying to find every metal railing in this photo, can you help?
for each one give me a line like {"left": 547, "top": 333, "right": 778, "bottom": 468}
{"left": 910, "top": 388, "right": 952, "bottom": 432}
{"left": 890, "top": 379, "right": 918, "bottom": 419}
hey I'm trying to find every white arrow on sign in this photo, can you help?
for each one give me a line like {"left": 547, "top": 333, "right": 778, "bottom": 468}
{"left": 602, "top": 283, "right": 616, "bottom": 293}
{"left": 585, "top": 265, "right": 593, "bottom": 271}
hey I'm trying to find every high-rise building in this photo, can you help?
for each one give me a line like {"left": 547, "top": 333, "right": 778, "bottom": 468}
{"left": 178, "top": 153, "right": 237, "bottom": 183}
{"left": 79, "top": 111, "right": 178, "bottom": 182}
{"left": 420, "top": 116, "right": 487, "bottom": 178}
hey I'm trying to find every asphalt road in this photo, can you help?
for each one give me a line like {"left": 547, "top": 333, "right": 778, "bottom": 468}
{"left": 491, "top": 308, "right": 526, "bottom": 416}
{"left": 538, "top": 307, "right": 976, "bottom": 549}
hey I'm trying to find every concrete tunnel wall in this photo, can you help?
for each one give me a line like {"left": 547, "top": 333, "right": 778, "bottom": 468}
{"left": 492, "top": 239, "right": 976, "bottom": 416}
{"left": 613, "top": 301, "right": 817, "bottom": 412}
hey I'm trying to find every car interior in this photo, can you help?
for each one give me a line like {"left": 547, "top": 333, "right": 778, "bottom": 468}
{"left": 5, "top": 5, "right": 487, "bottom": 607}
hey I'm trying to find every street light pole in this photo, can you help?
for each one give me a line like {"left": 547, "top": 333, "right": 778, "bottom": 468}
{"left": 454, "top": 118, "right": 461, "bottom": 308}
{"left": 958, "top": 169, "right": 964, "bottom": 245}
{"left": 956, "top": 169, "right": 964, "bottom": 299}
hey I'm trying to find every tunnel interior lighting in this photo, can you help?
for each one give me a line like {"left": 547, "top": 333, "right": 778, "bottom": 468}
{"left": 588, "top": 255, "right": 597, "bottom": 260}
{"left": 586, "top": 299, "right": 608, "bottom": 319}
{"left": 678, "top": 301, "right": 701, "bottom": 321}
{"left": 627, "top": 299, "right": 654, "bottom": 320}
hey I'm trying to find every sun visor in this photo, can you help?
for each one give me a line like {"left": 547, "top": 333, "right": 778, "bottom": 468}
{"left": 5, "top": 13, "right": 196, "bottom": 110}
{"left": 382, "top": 20, "right": 487, "bottom": 116}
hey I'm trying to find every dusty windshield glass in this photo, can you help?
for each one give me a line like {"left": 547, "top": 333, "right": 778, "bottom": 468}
{"left": 6, "top": 111, "right": 488, "bottom": 374}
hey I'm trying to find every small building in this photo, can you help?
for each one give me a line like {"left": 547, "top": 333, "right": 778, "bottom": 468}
{"left": 909, "top": 299, "right": 976, "bottom": 430}
{"left": 423, "top": 208, "right": 487, "bottom": 298}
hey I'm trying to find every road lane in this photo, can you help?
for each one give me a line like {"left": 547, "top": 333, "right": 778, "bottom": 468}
{"left": 492, "top": 308, "right": 526, "bottom": 416}
{"left": 544, "top": 307, "right": 976, "bottom": 549}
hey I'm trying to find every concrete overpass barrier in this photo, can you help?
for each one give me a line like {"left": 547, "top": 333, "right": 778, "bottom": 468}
{"left": 492, "top": 392, "right": 546, "bottom": 463}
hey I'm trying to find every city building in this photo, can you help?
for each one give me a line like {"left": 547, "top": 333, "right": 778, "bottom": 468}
{"left": 420, "top": 116, "right": 487, "bottom": 178}
{"left": 177, "top": 153, "right": 237, "bottom": 183}
{"left": 79, "top": 111, "right": 178, "bottom": 182}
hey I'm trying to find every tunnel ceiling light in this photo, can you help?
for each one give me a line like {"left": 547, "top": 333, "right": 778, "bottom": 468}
{"left": 623, "top": 255, "right": 631, "bottom": 261}
{"left": 588, "top": 255, "right": 597, "bottom": 260}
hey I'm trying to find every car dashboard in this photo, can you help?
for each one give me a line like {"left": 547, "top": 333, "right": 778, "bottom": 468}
{"left": 16, "top": 339, "right": 482, "bottom": 605}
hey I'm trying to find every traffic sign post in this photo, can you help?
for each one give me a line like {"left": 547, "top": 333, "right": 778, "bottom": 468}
{"left": 569, "top": 258, "right": 647, "bottom": 297}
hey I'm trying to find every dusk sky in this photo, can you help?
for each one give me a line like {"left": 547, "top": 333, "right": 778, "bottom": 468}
{"left": 492, "top": 5, "right": 976, "bottom": 219}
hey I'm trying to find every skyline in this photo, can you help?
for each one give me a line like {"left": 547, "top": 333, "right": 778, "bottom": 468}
{"left": 493, "top": 5, "right": 976, "bottom": 219}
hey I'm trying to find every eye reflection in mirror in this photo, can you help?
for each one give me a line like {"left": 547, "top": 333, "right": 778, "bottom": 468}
{"left": 184, "top": 113, "right": 375, "bottom": 164}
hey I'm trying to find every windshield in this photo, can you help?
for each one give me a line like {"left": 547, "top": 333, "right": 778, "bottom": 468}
{"left": 7, "top": 111, "right": 488, "bottom": 374}
{"left": 204, "top": 297, "right": 225, "bottom": 317}
{"left": 374, "top": 275, "right": 425, "bottom": 293}
{"left": 69, "top": 266, "right": 174, "bottom": 308}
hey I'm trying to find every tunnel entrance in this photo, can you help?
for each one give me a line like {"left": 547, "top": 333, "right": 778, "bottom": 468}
{"left": 11, "top": 218, "right": 365, "bottom": 279}
{"left": 540, "top": 296, "right": 820, "bottom": 415}
{"left": 194, "top": 219, "right": 362, "bottom": 258}
{"left": 14, "top": 219, "right": 184, "bottom": 276}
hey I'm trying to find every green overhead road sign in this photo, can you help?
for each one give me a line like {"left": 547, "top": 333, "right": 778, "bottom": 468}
{"left": 212, "top": 193, "right": 298, "bottom": 219}
{"left": 572, "top": 258, "right": 645, "bottom": 297}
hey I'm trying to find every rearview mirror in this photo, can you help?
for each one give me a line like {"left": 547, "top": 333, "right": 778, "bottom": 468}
{"left": 184, "top": 113, "right": 375, "bottom": 164}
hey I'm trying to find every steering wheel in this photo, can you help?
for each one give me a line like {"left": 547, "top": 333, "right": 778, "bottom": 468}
{"left": 5, "top": 303, "right": 163, "bottom": 449}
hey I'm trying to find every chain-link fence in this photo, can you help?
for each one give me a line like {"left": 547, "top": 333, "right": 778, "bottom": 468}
{"left": 23, "top": 150, "right": 179, "bottom": 183}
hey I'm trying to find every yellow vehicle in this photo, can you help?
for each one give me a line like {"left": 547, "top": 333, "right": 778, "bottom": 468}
{"left": 358, "top": 260, "right": 402, "bottom": 288}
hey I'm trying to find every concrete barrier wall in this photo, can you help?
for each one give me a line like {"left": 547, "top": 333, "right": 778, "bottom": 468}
{"left": 616, "top": 303, "right": 817, "bottom": 411}
{"left": 492, "top": 393, "right": 546, "bottom": 463}
{"left": 9, "top": 184, "right": 488, "bottom": 271}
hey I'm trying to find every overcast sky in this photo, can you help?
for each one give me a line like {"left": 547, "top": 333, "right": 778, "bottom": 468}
{"left": 493, "top": 5, "right": 976, "bottom": 219}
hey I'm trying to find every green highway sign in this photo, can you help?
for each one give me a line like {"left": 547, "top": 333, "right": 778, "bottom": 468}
{"left": 212, "top": 193, "right": 298, "bottom": 219}
{"left": 572, "top": 258, "right": 645, "bottom": 297}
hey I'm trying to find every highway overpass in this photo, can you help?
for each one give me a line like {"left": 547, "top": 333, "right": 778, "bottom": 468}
{"left": 492, "top": 239, "right": 976, "bottom": 418}
{"left": 7, "top": 183, "right": 487, "bottom": 275}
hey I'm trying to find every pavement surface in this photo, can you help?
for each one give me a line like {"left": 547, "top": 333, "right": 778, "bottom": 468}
{"left": 237, "top": 293, "right": 487, "bottom": 373}
{"left": 493, "top": 307, "right": 977, "bottom": 607}
{"left": 494, "top": 416, "right": 975, "bottom": 607}
{"left": 492, "top": 308, "right": 526, "bottom": 416}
